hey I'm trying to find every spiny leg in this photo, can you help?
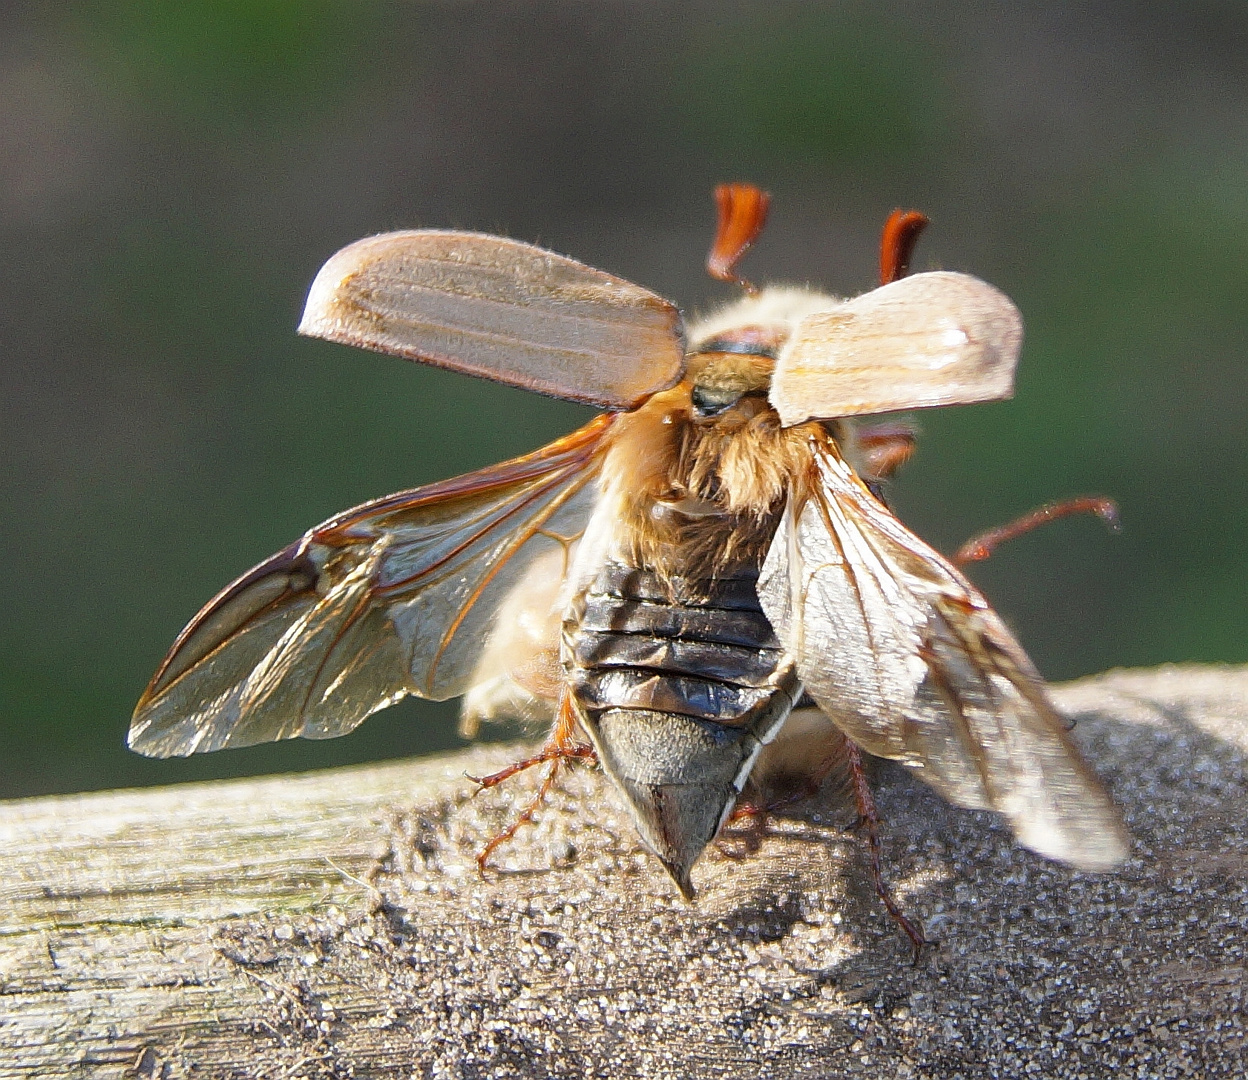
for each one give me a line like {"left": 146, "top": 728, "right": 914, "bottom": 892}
{"left": 845, "top": 740, "right": 926, "bottom": 962}
{"left": 719, "top": 788, "right": 770, "bottom": 857}
{"left": 466, "top": 741, "right": 595, "bottom": 792}
{"left": 719, "top": 780, "right": 829, "bottom": 858}
{"left": 469, "top": 695, "right": 596, "bottom": 872}
{"left": 474, "top": 759, "right": 562, "bottom": 873}
{"left": 953, "top": 496, "right": 1120, "bottom": 565}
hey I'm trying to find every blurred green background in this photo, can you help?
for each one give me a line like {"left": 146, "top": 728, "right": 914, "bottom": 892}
{"left": 3, "top": 1, "right": 1246, "bottom": 799}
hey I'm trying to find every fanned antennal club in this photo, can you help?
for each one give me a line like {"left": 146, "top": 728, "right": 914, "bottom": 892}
{"left": 707, "top": 183, "right": 771, "bottom": 295}
{"left": 879, "top": 208, "right": 930, "bottom": 285}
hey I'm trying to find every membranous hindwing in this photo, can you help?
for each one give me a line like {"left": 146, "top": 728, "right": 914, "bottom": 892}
{"left": 130, "top": 418, "right": 611, "bottom": 756}
{"left": 758, "top": 433, "right": 1127, "bottom": 872}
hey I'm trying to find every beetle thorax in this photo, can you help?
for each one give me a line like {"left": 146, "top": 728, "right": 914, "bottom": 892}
{"left": 599, "top": 357, "right": 817, "bottom": 585}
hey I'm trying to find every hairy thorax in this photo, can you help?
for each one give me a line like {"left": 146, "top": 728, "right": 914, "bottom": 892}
{"left": 599, "top": 356, "right": 821, "bottom": 588}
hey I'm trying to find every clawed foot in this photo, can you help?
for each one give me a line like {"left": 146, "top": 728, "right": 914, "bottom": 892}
{"left": 468, "top": 742, "right": 597, "bottom": 872}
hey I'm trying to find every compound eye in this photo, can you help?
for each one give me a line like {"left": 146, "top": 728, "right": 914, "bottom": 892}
{"left": 691, "top": 384, "right": 743, "bottom": 417}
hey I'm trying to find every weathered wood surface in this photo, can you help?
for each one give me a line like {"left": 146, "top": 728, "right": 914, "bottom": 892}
{"left": 2, "top": 664, "right": 1246, "bottom": 1079}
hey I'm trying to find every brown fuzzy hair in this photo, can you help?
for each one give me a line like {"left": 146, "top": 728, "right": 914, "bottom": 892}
{"left": 600, "top": 361, "right": 818, "bottom": 585}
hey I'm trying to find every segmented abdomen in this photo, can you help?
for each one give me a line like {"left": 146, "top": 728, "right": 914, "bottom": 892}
{"left": 566, "top": 562, "right": 790, "bottom": 727}
{"left": 562, "top": 558, "right": 799, "bottom": 890}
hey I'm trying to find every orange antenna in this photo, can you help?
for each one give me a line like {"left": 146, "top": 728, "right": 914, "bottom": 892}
{"left": 879, "top": 208, "right": 930, "bottom": 285}
{"left": 707, "top": 183, "right": 770, "bottom": 295}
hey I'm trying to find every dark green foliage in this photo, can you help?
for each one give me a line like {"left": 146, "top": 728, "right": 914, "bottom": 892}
{"left": 2, "top": 2, "right": 1245, "bottom": 796}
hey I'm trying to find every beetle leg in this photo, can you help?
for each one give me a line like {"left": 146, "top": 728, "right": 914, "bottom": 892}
{"left": 718, "top": 780, "right": 823, "bottom": 858}
{"left": 845, "top": 739, "right": 926, "bottom": 963}
{"left": 474, "top": 759, "right": 563, "bottom": 873}
{"left": 718, "top": 791, "right": 770, "bottom": 857}
{"left": 719, "top": 735, "right": 849, "bottom": 857}
{"left": 470, "top": 695, "right": 596, "bottom": 872}
{"left": 466, "top": 742, "right": 595, "bottom": 791}
{"left": 953, "top": 496, "right": 1120, "bottom": 565}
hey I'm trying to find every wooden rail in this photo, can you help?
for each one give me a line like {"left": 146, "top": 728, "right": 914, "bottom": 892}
{"left": 3, "top": 665, "right": 1246, "bottom": 1078}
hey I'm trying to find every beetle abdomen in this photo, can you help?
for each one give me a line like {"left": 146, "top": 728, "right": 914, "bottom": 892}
{"left": 564, "top": 562, "right": 798, "bottom": 896}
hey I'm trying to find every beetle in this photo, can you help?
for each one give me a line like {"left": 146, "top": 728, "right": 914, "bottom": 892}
{"left": 130, "top": 185, "right": 1127, "bottom": 947}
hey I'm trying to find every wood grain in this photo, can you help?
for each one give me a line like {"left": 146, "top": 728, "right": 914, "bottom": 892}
{"left": 3, "top": 665, "right": 1247, "bottom": 1078}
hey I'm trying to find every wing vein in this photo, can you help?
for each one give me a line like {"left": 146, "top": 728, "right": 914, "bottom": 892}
{"left": 424, "top": 465, "right": 600, "bottom": 694}
{"left": 756, "top": 432, "right": 1128, "bottom": 870}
